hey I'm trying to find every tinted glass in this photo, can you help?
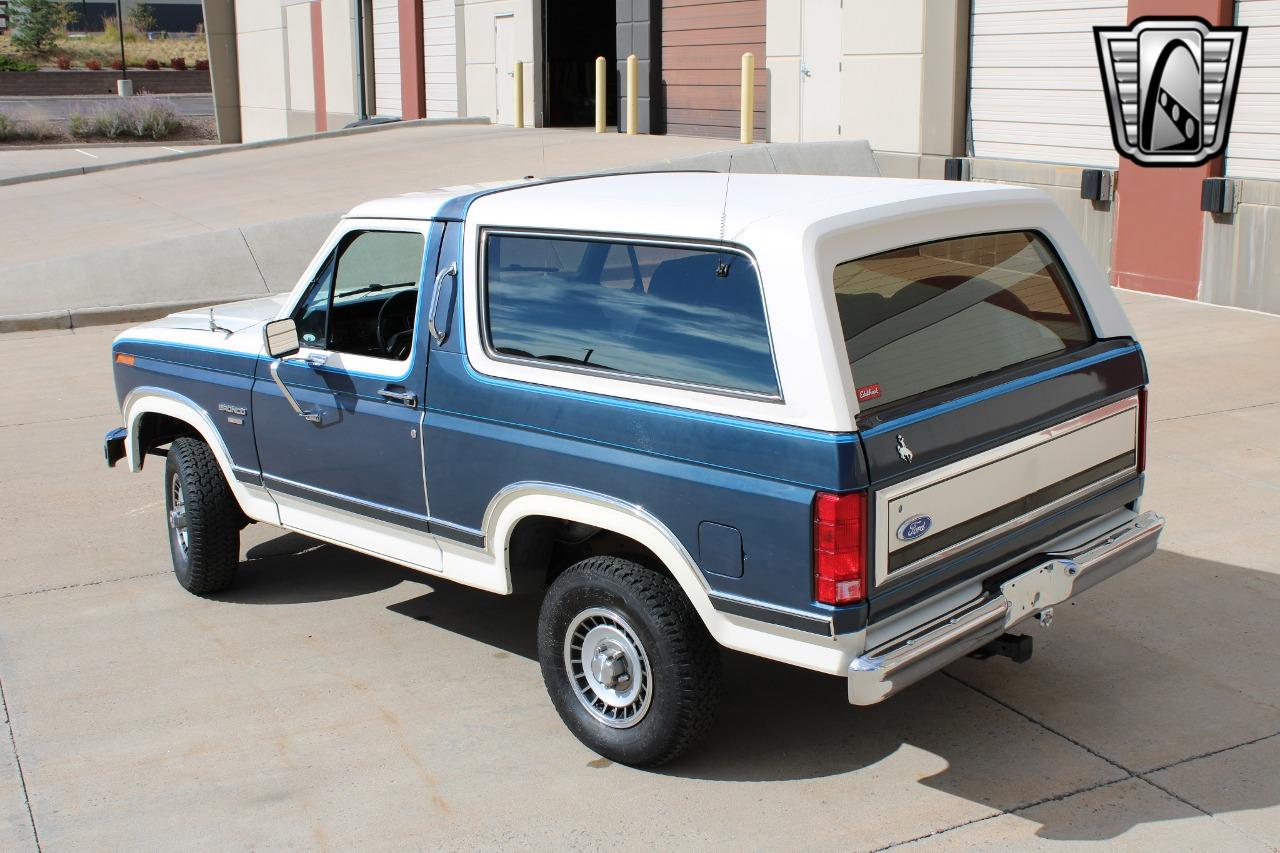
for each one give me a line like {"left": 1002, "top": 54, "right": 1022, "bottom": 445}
{"left": 485, "top": 234, "right": 778, "bottom": 396}
{"left": 834, "top": 231, "right": 1092, "bottom": 411}
{"left": 292, "top": 230, "right": 425, "bottom": 360}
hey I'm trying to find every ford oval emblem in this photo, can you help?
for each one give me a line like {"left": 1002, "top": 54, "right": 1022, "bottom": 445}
{"left": 896, "top": 514, "right": 933, "bottom": 542}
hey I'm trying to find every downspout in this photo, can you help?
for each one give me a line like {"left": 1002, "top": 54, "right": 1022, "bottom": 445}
{"left": 353, "top": 0, "right": 368, "bottom": 120}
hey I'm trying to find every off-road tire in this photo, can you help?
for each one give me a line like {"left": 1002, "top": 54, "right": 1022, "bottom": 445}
{"left": 164, "top": 437, "right": 240, "bottom": 595}
{"left": 538, "top": 556, "right": 721, "bottom": 766}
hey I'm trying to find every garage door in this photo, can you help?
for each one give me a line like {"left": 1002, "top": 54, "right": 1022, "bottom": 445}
{"left": 1228, "top": 0, "right": 1280, "bottom": 178}
{"left": 970, "top": 0, "right": 1126, "bottom": 166}
{"left": 372, "top": 0, "right": 401, "bottom": 117}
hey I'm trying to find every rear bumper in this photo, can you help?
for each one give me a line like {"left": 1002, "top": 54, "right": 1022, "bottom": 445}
{"left": 104, "top": 427, "right": 127, "bottom": 468}
{"left": 847, "top": 510, "right": 1164, "bottom": 706}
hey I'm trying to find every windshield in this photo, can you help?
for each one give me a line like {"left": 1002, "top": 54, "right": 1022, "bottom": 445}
{"left": 834, "top": 230, "right": 1094, "bottom": 412}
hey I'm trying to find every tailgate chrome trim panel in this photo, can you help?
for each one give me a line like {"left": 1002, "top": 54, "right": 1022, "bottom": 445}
{"left": 849, "top": 510, "right": 1164, "bottom": 706}
{"left": 874, "top": 395, "right": 1140, "bottom": 588}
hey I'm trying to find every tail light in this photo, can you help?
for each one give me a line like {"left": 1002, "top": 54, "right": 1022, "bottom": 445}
{"left": 813, "top": 491, "right": 867, "bottom": 605}
{"left": 1137, "top": 387, "right": 1148, "bottom": 474}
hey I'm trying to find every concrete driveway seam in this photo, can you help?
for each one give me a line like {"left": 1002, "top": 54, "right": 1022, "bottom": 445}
{"left": 0, "top": 571, "right": 169, "bottom": 602}
{"left": 0, "top": 676, "right": 40, "bottom": 852}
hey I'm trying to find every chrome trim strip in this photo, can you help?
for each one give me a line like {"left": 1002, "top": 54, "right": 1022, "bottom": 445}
{"left": 874, "top": 395, "right": 1140, "bottom": 588}
{"left": 849, "top": 510, "right": 1164, "bottom": 705}
{"left": 707, "top": 591, "right": 835, "bottom": 636}
{"left": 475, "top": 227, "right": 785, "bottom": 404}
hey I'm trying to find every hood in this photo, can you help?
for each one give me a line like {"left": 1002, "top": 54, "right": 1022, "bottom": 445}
{"left": 152, "top": 294, "right": 289, "bottom": 335}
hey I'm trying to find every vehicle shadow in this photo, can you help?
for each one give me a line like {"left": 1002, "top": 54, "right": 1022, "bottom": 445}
{"left": 210, "top": 532, "right": 418, "bottom": 604}
{"left": 218, "top": 537, "right": 1280, "bottom": 842}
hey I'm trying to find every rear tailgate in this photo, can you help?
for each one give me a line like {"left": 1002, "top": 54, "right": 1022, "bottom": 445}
{"left": 833, "top": 230, "right": 1148, "bottom": 621}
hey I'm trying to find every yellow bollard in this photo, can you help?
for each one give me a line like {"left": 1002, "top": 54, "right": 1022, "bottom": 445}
{"left": 740, "top": 52, "right": 754, "bottom": 145}
{"left": 595, "top": 56, "right": 607, "bottom": 133}
{"left": 514, "top": 60, "right": 524, "bottom": 128}
{"left": 626, "top": 54, "right": 638, "bottom": 135}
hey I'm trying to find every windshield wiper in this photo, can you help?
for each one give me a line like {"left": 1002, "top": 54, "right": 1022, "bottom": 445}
{"left": 335, "top": 281, "right": 416, "bottom": 299}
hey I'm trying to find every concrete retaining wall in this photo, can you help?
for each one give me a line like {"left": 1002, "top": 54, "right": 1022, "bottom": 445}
{"left": 0, "top": 70, "right": 211, "bottom": 96}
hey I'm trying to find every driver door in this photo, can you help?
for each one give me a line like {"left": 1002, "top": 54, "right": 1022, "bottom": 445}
{"left": 252, "top": 219, "right": 444, "bottom": 570}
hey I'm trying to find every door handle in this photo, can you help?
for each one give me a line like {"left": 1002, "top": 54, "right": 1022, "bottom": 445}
{"left": 378, "top": 388, "right": 418, "bottom": 407}
{"left": 428, "top": 262, "right": 457, "bottom": 344}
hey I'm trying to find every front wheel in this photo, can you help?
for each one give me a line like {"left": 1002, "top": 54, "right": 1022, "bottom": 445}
{"left": 537, "top": 556, "right": 721, "bottom": 766}
{"left": 164, "top": 437, "right": 240, "bottom": 595}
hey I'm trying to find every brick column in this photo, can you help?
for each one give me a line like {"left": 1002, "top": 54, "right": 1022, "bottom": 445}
{"left": 398, "top": 0, "right": 426, "bottom": 120}
{"left": 1109, "top": 0, "right": 1234, "bottom": 298}
{"left": 310, "top": 1, "right": 327, "bottom": 132}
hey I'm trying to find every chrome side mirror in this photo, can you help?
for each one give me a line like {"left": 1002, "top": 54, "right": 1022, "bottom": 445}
{"left": 263, "top": 318, "right": 300, "bottom": 359}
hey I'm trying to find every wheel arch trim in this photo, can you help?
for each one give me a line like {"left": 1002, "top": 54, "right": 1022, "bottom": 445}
{"left": 122, "top": 386, "right": 279, "bottom": 523}
{"left": 479, "top": 482, "right": 859, "bottom": 674}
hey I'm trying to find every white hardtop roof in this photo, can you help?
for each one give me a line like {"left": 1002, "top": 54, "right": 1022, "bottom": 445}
{"left": 345, "top": 173, "right": 1047, "bottom": 241}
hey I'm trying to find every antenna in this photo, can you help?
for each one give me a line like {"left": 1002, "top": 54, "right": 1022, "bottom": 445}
{"left": 715, "top": 155, "right": 733, "bottom": 277}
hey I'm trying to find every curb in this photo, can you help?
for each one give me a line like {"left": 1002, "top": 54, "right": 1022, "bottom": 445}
{"left": 0, "top": 115, "right": 492, "bottom": 187}
{"left": 0, "top": 294, "right": 271, "bottom": 334}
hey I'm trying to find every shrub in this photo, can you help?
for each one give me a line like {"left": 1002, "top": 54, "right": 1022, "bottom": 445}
{"left": 169, "top": 57, "right": 186, "bottom": 71}
{"left": 128, "top": 2, "right": 158, "bottom": 34}
{"left": 85, "top": 59, "right": 102, "bottom": 71}
{"left": 143, "top": 58, "right": 160, "bottom": 70}
{"left": 67, "top": 111, "right": 92, "bottom": 137}
{"left": 131, "top": 97, "right": 180, "bottom": 139}
{"left": 7, "top": 0, "right": 75, "bottom": 56}
{"left": 55, "top": 53, "right": 72, "bottom": 70}
{"left": 194, "top": 59, "right": 209, "bottom": 72}
{"left": 110, "top": 58, "right": 123, "bottom": 71}
{"left": 101, "top": 15, "right": 141, "bottom": 45}
{"left": 0, "top": 111, "right": 15, "bottom": 142}
{"left": 91, "top": 106, "right": 131, "bottom": 139}
{"left": 0, "top": 55, "right": 39, "bottom": 73}
{"left": 0, "top": 109, "right": 58, "bottom": 141}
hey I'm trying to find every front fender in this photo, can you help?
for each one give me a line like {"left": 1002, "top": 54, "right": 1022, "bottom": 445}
{"left": 122, "top": 387, "right": 279, "bottom": 524}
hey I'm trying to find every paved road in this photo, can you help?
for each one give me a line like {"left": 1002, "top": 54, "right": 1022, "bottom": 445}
{"left": 0, "top": 93, "right": 214, "bottom": 119}
{"left": 0, "top": 290, "right": 1277, "bottom": 851}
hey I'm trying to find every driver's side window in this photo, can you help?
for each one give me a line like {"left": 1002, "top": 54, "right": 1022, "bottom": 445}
{"left": 293, "top": 229, "right": 426, "bottom": 361}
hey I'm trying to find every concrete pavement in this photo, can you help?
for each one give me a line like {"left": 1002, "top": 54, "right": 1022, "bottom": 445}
{"left": 0, "top": 142, "right": 214, "bottom": 182}
{"left": 0, "top": 291, "right": 1277, "bottom": 851}
{"left": 0, "top": 122, "right": 731, "bottom": 321}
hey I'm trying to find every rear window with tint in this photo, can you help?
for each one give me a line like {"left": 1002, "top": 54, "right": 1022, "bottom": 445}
{"left": 834, "top": 231, "right": 1093, "bottom": 411}
{"left": 484, "top": 233, "right": 778, "bottom": 396}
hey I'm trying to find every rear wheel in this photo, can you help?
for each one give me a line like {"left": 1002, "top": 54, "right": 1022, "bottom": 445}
{"left": 164, "top": 437, "right": 240, "bottom": 595}
{"left": 538, "top": 556, "right": 720, "bottom": 766}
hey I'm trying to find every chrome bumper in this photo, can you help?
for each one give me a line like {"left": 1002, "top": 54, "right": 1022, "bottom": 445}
{"left": 848, "top": 510, "right": 1164, "bottom": 706}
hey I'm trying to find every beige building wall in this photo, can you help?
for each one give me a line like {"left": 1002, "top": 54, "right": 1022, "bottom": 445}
{"left": 425, "top": 0, "right": 464, "bottom": 117}
{"left": 765, "top": 0, "right": 960, "bottom": 158}
{"left": 321, "top": 0, "right": 358, "bottom": 124}
{"left": 234, "top": 0, "right": 290, "bottom": 142}
{"left": 462, "top": 0, "right": 538, "bottom": 125}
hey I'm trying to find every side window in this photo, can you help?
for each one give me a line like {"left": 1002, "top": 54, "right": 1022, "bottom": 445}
{"left": 292, "top": 230, "right": 426, "bottom": 361}
{"left": 484, "top": 234, "right": 779, "bottom": 396}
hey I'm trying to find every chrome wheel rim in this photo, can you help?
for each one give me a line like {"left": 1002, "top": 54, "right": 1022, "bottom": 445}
{"left": 563, "top": 607, "right": 652, "bottom": 729}
{"left": 169, "top": 474, "right": 189, "bottom": 554}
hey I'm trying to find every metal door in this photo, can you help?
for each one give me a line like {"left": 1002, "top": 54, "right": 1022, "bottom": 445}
{"left": 495, "top": 14, "right": 515, "bottom": 125}
{"left": 800, "top": 0, "right": 842, "bottom": 141}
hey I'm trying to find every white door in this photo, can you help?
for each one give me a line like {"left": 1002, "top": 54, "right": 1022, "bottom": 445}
{"left": 1227, "top": 0, "right": 1280, "bottom": 179}
{"left": 970, "top": 0, "right": 1125, "bottom": 166}
{"left": 494, "top": 14, "right": 515, "bottom": 125}
{"left": 800, "top": 0, "right": 842, "bottom": 140}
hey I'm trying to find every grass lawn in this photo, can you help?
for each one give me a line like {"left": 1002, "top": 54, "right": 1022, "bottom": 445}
{"left": 0, "top": 31, "right": 209, "bottom": 69}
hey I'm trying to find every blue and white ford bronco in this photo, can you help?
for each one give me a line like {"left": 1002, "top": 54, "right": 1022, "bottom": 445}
{"left": 107, "top": 173, "right": 1164, "bottom": 765}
